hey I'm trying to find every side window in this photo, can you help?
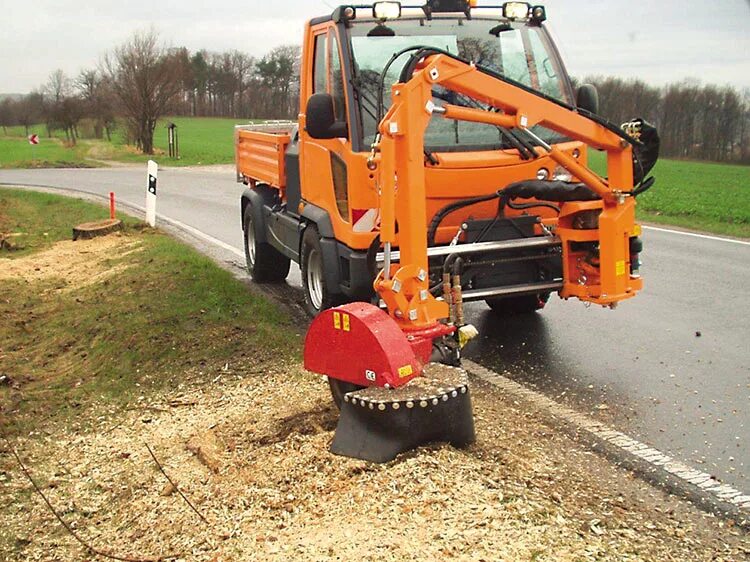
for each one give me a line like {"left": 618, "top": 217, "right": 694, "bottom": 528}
{"left": 328, "top": 32, "right": 347, "bottom": 122}
{"left": 529, "top": 31, "right": 563, "bottom": 99}
{"left": 313, "top": 34, "right": 327, "bottom": 94}
{"left": 498, "top": 29, "right": 530, "bottom": 85}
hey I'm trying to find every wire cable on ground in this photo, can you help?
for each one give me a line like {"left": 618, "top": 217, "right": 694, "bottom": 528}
{"left": 8, "top": 442, "right": 177, "bottom": 562}
{"left": 145, "top": 442, "right": 208, "bottom": 524}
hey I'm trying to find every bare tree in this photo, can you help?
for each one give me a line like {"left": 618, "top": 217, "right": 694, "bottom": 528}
{"left": 0, "top": 98, "right": 13, "bottom": 134}
{"left": 16, "top": 93, "right": 42, "bottom": 136}
{"left": 77, "top": 69, "right": 116, "bottom": 140}
{"left": 104, "top": 30, "right": 182, "bottom": 154}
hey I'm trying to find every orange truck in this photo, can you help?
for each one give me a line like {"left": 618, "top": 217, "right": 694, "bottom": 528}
{"left": 235, "top": 1, "right": 658, "bottom": 327}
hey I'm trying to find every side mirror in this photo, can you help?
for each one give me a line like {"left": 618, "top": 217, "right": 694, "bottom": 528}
{"left": 305, "top": 93, "right": 348, "bottom": 139}
{"left": 576, "top": 84, "right": 599, "bottom": 114}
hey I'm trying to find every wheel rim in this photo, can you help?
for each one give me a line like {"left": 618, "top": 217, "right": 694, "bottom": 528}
{"left": 246, "top": 219, "right": 256, "bottom": 268}
{"left": 306, "top": 247, "right": 324, "bottom": 310}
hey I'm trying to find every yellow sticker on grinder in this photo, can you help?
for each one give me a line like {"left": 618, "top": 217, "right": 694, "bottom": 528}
{"left": 333, "top": 311, "right": 341, "bottom": 330}
{"left": 342, "top": 313, "right": 350, "bottom": 332}
{"left": 616, "top": 260, "right": 626, "bottom": 276}
{"left": 398, "top": 365, "right": 413, "bottom": 378}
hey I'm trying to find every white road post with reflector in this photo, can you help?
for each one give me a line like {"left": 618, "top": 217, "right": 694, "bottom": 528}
{"left": 146, "top": 160, "right": 157, "bottom": 227}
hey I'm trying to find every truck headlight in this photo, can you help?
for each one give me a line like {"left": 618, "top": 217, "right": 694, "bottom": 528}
{"left": 373, "top": 1, "right": 401, "bottom": 19}
{"left": 502, "top": 2, "right": 530, "bottom": 20}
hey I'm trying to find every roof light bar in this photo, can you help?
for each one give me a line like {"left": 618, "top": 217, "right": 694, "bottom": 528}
{"left": 373, "top": 1, "right": 402, "bottom": 19}
{"left": 502, "top": 2, "right": 530, "bottom": 20}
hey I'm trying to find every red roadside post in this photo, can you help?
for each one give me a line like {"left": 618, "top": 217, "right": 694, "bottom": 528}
{"left": 109, "top": 192, "right": 116, "bottom": 220}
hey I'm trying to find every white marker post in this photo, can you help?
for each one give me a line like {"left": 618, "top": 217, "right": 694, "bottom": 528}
{"left": 146, "top": 160, "right": 157, "bottom": 227}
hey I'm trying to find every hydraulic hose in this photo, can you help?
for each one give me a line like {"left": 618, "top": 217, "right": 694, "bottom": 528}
{"left": 427, "top": 191, "right": 502, "bottom": 246}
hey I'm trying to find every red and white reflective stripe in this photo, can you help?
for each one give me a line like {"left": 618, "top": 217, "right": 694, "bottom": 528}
{"left": 352, "top": 208, "right": 380, "bottom": 233}
{"left": 28, "top": 134, "right": 39, "bottom": 145}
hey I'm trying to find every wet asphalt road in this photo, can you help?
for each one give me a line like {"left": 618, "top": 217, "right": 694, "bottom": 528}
{"left": 2, "top": 166, "right": 748, "bottom": 490}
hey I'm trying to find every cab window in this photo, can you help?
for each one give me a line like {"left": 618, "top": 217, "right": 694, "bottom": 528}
{"left": 313, "top": 34, "right": 327, "bottom": 94}
{"left": 328, "top": 31, "right": 347, "bottom": 122}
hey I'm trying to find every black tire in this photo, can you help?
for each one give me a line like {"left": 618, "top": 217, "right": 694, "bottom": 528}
{"left": 328, "top": 378, "right": 365, "bottom": 410}
{"left": 243, "top": 204, "right": 290, "bottom": 283}
{"left": 301, "top": 225, "right": 339, "bottom": 316}
{"left": 486, "top": 292, "right": 550, "bottom": 315}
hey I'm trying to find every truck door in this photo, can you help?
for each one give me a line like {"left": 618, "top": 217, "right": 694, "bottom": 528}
{"left": 300, "top": 26, "right": 352, "bottom": 232}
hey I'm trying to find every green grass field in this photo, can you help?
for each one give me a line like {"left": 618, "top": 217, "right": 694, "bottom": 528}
{"left": 1, "top": 116, "right": 247, "bottom": 168}
{"left": 0, "top": 137, "right": 97, "bottom": 169}
{"left": 109, "top": 116, "right": 242, "bottom": 166}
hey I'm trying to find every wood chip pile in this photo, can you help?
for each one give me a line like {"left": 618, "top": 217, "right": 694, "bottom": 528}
{"left": 1, "top": 361, "right": 747, "bottom": 561}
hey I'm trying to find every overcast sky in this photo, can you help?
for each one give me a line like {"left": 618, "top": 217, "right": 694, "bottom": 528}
{"left": 1, "top": 0, "right": 749, "bottom": 94}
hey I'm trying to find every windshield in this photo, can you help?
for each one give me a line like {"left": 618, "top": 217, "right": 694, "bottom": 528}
{"left": 349, "top": 17, "right": 572, "bottom": 152}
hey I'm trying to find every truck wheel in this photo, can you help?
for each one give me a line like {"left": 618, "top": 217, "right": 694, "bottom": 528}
{"left": 301, "top": 225, "right": 337, "bottom": 316}
{"left": 328, "top": 378, "right": 365, "bottom": 410}
{"left": 243, "top": 205, "right": 290, "bottom": 283}
{"left": 485, "top": 293, "right": 550, "bottom": 315}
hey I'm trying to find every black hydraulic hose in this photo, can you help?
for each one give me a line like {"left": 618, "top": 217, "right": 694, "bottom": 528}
{"left": 377, "top": 45, "right": 435, "bottom": 126}
{"left": 508, "top": 128, "right": 538, "bottom": 158}
{"left": 454, "top": 92, "right": 534, "bottom": 160}
{"left": 631, "top": 175, "right": 655, "bottom": 197}
{"left": 397, "top": 46, "right": 643, "bottom": 149}
{"left": 427, "top": 191, "right": 502, "bottom": 246}
{"left": 506, "top": 200, "right": 561, "bottom": 214}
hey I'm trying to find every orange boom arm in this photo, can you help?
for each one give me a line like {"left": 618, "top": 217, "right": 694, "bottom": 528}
{"left": 371, "top": 53, "right": 642, "bottom": 329}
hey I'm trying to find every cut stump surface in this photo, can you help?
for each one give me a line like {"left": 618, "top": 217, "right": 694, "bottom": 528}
{"left": 72, "top": 219, "right": 122, "bottom": 241}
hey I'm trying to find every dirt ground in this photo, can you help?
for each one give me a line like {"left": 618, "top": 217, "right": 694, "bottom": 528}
{"left": 0, "top": 233, "right": 142, "bottom": 288}
{"left": 1, "top": 236, "right": 748, "bottom": 561}
{"left": 2, "top": 360, "right": 748, "bottom": 562}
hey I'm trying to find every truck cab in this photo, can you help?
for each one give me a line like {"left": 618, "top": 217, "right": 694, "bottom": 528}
{"left": 237, "top": 2, "right": 621, "bottom": 317}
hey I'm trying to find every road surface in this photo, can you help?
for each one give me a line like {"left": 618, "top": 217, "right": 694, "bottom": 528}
{"left": 1, "top": 165, "right": 748, "bottom": 491}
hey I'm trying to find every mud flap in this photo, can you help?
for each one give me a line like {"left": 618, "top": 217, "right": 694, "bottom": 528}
{"left": 330, "top": 364, "right": 476, "bottom": 463}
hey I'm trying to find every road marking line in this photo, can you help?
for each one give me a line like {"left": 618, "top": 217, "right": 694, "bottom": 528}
{"left": 463, "top": 359, "right": 749, "bottom": 522}
{"left": 643, "top": 225, "right": 750, "bottom": 246}
{"left": 104, "top": 198, "right": 246, "bottom": 260}
{"left": 154, "top": 212, "right": 245, "bottom": 260}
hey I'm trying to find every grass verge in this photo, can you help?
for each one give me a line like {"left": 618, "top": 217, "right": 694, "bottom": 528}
{"left": 0, "top": 188, "right": 298, "bottom": 436}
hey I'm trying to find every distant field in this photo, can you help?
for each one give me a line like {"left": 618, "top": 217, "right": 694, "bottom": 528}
{"left": 0, "top": 137, "right": 96, "bottom": 169}
{"left": 109, "top": 116, "right": 243, "bottom": 166}
{"left": 588, "top": 150, "right": 750, "bottom": 238}
{"left": 1, "top": 116, "right": 248, "bottom": 168}
{"left": 1, "top": 119, "right": 748, "bottom": 237}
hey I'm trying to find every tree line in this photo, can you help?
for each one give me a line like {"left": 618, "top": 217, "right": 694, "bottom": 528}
{"left": 583, "top": 76, "right": 750, "bottom": 163}
{"left": 0, "top": 30, "right": 748, "bottom": 164}
{"left": 0, "top": 31, "right": 300, "bottom": 154}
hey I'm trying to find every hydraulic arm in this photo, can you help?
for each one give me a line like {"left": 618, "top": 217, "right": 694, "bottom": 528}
{"left": 306, "top": 51, "right": 648, "bottom": 392}
{"left": 370, "top": 52, "right": 643, "bottom": 332}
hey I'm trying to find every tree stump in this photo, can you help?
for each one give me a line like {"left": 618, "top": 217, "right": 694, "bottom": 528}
{"left": 72, "top": 219, "right": 122, "bottom": 241}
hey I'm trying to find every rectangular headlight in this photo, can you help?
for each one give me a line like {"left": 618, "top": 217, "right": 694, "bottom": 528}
{"left": 503, "top": 2, "right": 530, "bottom": 19}
{"left": 373, "top": 1, "right": 401, "bottom": 19}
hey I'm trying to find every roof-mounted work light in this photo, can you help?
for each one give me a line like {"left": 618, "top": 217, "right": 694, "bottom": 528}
{"left": 530, "top": 5, "right": 546, "bottom": 22}
{"left": 333, "top": 5, "right": 357, "bottom": 23}
{"left": 373, "top": 1, "right": 402, "bottom": 19}
{"left": 502, "top": 2, "right": 530, "bottom": 20}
